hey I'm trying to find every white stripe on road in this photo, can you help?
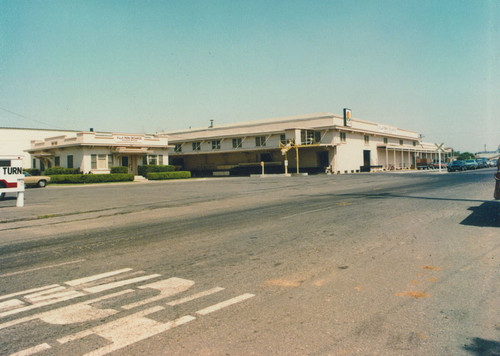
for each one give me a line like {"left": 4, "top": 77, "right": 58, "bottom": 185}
{"left": 24, "top": 286, "right": 67, "bottom": 300}
{"left": 0, "top": 259, "right": 85, "bottom": 279}
{"left": 196, "top": 293, "right": 255, "bottom": 315}
{"left": 9, "top": 343, "right": 51, "bottom": 356}
{"left": 167, "top": 287, "right": 225, "bottom": 306}
{"left": 83, "top": 274, "right": 161, "bottom": 293}
{"left": 121, "top": 277, "right": 194, "bottom": 310}
{"left": 26, "top": 290, "right": 85, "bottom": 303}
{"left": 0, "top": 299, "right": 25, "bottom": 312}
{"left": 65, "top": 268, "right": 133, "bottom": 286}
{"left": 0, "top": 284, "right": 60, "bottom": 301}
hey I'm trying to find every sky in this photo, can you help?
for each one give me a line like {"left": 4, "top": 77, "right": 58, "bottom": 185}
{"left": 0, "top": 0, "right": 499, "bottom": 153}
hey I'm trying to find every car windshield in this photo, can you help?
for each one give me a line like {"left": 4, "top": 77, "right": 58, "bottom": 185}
{"left": 23, "top": 172, "right": 32, "bottom": 177}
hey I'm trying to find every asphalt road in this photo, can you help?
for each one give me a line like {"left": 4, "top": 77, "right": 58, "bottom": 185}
{"left": 1, "top": 169, "right": 499, "bottom": 355}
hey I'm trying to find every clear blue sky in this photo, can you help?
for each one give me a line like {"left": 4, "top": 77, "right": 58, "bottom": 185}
{"left": 1, "top": 0, "right": 499, "bottom": 152}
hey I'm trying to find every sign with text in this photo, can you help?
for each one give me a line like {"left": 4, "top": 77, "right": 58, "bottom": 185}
{"left": 114, "top": 135, "right": 144, "bottom": 143}
{"left": 343, "top": 108, "right": 352, "bottom": 127}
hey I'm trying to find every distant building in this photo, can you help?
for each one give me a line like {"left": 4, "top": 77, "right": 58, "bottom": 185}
{"left": 165, "top": 112, "right": 451, "bottom": 175}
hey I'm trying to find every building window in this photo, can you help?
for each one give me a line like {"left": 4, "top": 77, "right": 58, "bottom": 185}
{"left": 232, "top": 138, "right": 242, "bottom": 148}
{"left": 98, "top": 154, "right": 107, "bottom": 169}
{"left": 54, "top": 156, "right": 60, "bottom": 166}
{"left": 399, "top": 139, "right": 404, "bottom": 145}
{"left": 255, "top": 136, "right": 266, "bottom": 147}
{"left": 301, "top": 130, "right": 321, "bottom": 145}
{"left": 32, "top": 159, "right": 36, "bottom": 168}
{"left": 108, "top": 154, "right": 113, "bottom": 167}
{"left": 383, "top": 137, "right": 388, "bottom": 144}
{"left": 413, "top": 141, "right": 417, "bottom": 146}
{"left": 67, "top": 155, "right": 73, "bottom": 168}
{"left": 280, "top": 134, "right": 287, "bottom": 145}
{"left": 192, "top": 142, "right": 201, "bottom": 151}
{"left": 142, "top": 155, "right": 147, "bottom": 165}
{"left": 148, "top": 155, "right": 157, "bottom": 165}
{"left": 315, "top": 131, "right": 321, "bottom": 144}
{"left": 364, "top": 135, "right": 370, "bottom": 144}
{"left": 212, "top": 140, "right": 221, "bottom": 150}
{"left": 174, "top": 144, "right": 182, "bottom": 152}
{"left": 159, "top": 155, "right": 163, "bottom": 165}
{"left": 340, "top": 132, "right": 347, "bottom": 143}
{"left": 91, "top": 154, "right": 97, "bottom": 169}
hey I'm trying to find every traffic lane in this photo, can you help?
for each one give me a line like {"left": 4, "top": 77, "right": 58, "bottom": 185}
{"left": 2, "top": 174, "right": 499, "bottom": 354}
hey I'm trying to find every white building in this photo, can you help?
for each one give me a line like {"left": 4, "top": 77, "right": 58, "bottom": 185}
{"left": 26, "top": 131, "right": 171, "bottom": 175}
{"left": 166, "top": 112, "right": 451, "bottom": 175}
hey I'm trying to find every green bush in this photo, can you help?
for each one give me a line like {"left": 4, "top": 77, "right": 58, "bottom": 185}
{"left": 44, "top": 167, "right": 80, "bottom": 175}
{"left": 146, "top": 171, "right": 191, "bottom": 180}
{"left": 48, "top": 173, "right": 134, "bottom": 184}
{"left": 24, "top": 168, "right": 40, "bottom": 176}
{"left": 138, "top": 165, "right": 175, "bottom": 177}
{"left": 110, "top": 166, "right": 128, "bottom": 174}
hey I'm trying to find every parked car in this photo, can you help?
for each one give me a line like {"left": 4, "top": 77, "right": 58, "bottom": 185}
{"left": 432, "top": 162, "right": 447, "bottom": 169}
{"left": 23, "top": 172, "right": 50, "bottom": 187}
{"left": 448, "top": 160, "right": 466, "bottom": 172}
{"left": 489, "top": 159, "right": 498, "bottom": 168}
{"left": 475, "top": 158, "right": 488, "bottom": 168}
{"left": 464, "top": 159, "right": 478, "bottom": 170}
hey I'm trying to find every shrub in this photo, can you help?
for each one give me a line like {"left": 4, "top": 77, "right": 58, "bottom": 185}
{"left": 146, "top": 171, "right": 191, "bottom": 180}
{"left": 24, "top": 168, "right": 40, "bottom": 176}
{"left": 110, "top": 166, "right": 128, "bottom": 174}
{"left": 138, "top": 165, "right": 175, "bottom": 177}
{"left": 48, "top": 173, "right": 134, "bottom": 184}
{"left": 44, "top": 167, "right": 80, "bottom": 175}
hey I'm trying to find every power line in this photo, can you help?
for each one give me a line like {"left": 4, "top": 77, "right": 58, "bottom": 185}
{"left": 0, "top": 106, "right": 69, "bottom": 130}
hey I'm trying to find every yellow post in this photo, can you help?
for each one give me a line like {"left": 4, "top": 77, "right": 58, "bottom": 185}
{"left": 261, "top": 161, "right": 264, "bottom": 176}
{"left": 295, "top": 146, "right": 299, "bottom": 174}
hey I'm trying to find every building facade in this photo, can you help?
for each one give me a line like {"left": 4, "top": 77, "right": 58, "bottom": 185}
{"left": 26, "top": 131, "right": 171, "bottom": 175}
{"left": 166, "top": 113, "right": 451, "bottom": 175}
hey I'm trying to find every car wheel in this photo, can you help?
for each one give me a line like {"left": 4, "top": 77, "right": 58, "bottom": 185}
{"left": 38, "top": 180, "right": 47, "bottom": 188}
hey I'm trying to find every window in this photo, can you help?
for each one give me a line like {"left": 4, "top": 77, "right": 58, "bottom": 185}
{"left": 54, "top": 156, "right": 60, "bottom": 166}
{"left": 399, "top": 140, "right": 404, "bottom": 145}
{"left": 108, "top": 154, "right": 113, "bottom": 167}
{"left": 280, "top": 134, "right": 287, "bottom": 145}
{"left": 413, "top": 141, "right": 417, "bottom": 146}
{"left": 91, "top": 154, "right": 97, "bottom": 169}
{"left": 383, "top": 137, "right": 388, "bottom": 144}
{"left": 97, "top": 154, "right": 107, "bottom": 169}
{"left": 255, "top": 136, "right": 266, "bottom": 147}
{"left": 212, "top": 140, "right": 221, "bottom": 150}
{"left": 232, "top": 138, "right": 242, "bottom": 148}
{"left": 148, "top": 155, "right": 157, "bottom": 165}
{"left": 142, "top": 155, "right": 147, "bottom": 165}
{"left": 364, "top": 135, "right": 370, "bottom": 144}
{"left": 159, "top": 155, "right": 163, "bottom": 165}
{"left": 174, "top": 144, "right": 182, "bottom": 153}
{"left": 67, "top": 155, "right": 73, "bottom": 168}
{"left": 32, "top": 159, "right": 36, "bottom": 168}
{"left": 192, "top": 142, "right": 201, "bottom": 151}
{"left": 315, "top": 131, "right": 321, "bottom": 144}
{"left": 340, "top": 132, "right": 347, "bottom": 143}
{"left": 301, "top": 130, "right": 320, "bottom": 145}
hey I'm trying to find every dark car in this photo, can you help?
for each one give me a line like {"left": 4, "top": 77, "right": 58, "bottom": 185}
{"left": 475, "top": 158, "right": 488, "bottom": 169}
{"left": 448, "top": 160, "right": 466, "bottom": 172}
{"left": 464, "top": 159, "right": 478, "bottom": 170}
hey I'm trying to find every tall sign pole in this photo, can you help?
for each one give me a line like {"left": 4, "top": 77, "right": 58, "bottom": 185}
{"left": 435, "top": 143, "right": 445, "bottom": 172}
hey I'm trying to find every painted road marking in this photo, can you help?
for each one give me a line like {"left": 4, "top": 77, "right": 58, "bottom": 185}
{"left": 65, "top": 268, "right": 133, "bottom": 286}
{"left": 121, "top": 277, "right": 194, "bottom": 310}
{"left": 1, "top": 268, "right": 255, "bottom": 356}
{"left": 196, "top": 293, "right": 255, "bottom": 315}
{"left": 0, "top": 259, "right": 86, "bottom": 278}
{"left": 167, "top": 287, "right": 225, "bottom": 306}
{"left": 9, "top": 343, "right": 51, "bottom": 356}
{"left": 82, "top": 274, "right": 161, "bottom": 293}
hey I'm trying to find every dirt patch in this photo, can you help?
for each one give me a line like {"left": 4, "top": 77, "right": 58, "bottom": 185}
{"left": 395, "top": 291, "right": 430, "bottom": 298}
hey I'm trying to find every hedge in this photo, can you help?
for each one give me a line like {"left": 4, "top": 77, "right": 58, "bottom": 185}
{"left": 146, "top": 171, "right": 191, "bottom": 180}
{"left": 24, "top": 168, "right": 41, "bottom": 176}
{"left": 110, "top": 166, "right": 128, "bottom": 174}
{"left": 48, "top": 173, "right": 134, "bottom": 184}
{"left": 44, "top": 167, "right": 80, "bottom": 175}
{"left": 138, "top": 165, "right": 174, "bottom": 177}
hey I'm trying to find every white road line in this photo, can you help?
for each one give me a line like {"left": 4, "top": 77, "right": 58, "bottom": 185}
{"left": 26, "top": 290, "right": 85, "bottom": 303}
{"left": 9, "top": 343, "right": 51, "bottom": 356}
{"left": 0, "top": 289, "right": 134, "bottom": 330}
{"left": 167, "top": 287, "right": 225, "bottom": 306}
{"left": 121, "top": 277, "right": 194, "bottom": 310}
{"left": 0, "top": 259, "right": 85, "bottom": 278}
{"left": 24, "top": 286, "right": 67, "bottom": 300}
{"left": 0, "top": 299, "right": 25, "bottom": 312}
{"left": 83, "top": 274, "right": 161, "bottom": 294}
{"left": 196, "top": 293, "right": 255, "bottom": 315}
{"left": 65, "top": 268, "right": 133, "bottom": 286}
{"left": 281, "top": 206, "right": 334, "bottom": 219}
{"left": 0, "top": 284, "right": 60, "bottom": 301}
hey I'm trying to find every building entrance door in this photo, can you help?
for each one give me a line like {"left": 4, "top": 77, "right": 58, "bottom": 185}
{"left": 121, "top": 156, "right": 129, "bottom": 168}
{"left": 317, "top": 151, "right": 329, "bottom": 168}
{"left": 361, "top": 150, "right": 371, "bottom": 172}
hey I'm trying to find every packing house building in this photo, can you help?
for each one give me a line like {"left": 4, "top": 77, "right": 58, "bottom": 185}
{"left": 26, "top": 131, "right": 171, "bottom": 175}
{"left": 166, "top": 112, "right": 450, "bottom": 175}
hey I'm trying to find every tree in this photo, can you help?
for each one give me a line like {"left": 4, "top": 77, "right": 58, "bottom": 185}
{"left": 457, "top": 152, "right": 475, "bottom": 160}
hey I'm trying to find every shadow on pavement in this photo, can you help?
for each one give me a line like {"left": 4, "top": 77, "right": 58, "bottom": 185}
{"left": 460, "top": 202, "right": 500, "bottom": 228}
{"left": 463, "top": 337, "right": 500, "bottom": 355}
